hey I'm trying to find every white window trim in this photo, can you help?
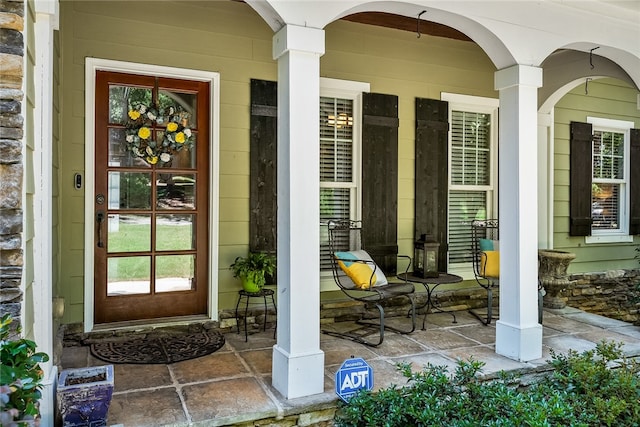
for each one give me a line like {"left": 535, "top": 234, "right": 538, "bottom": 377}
{"left": 319, "top": 78, "right": 369, "bottom": 292}
{"left": 442, "top": 93, "right": 499, "bottom": 279}
{"left": 585, "top": 116, "right": 633, "bottom": 244}
{"left": 83, "top": 58, "right": 220, "bottom": 332}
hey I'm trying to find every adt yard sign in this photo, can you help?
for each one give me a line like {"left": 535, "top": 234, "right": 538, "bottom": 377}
{"left": 335, "top": 357, "right": 373, "bottom": 402}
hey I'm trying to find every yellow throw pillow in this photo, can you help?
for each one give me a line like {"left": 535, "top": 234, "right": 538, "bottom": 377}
{"left": 480, "top": 251, "right": 500, "bottom": 278}
{"left": 335, "top": 251, "right": 377, "bottom": 289}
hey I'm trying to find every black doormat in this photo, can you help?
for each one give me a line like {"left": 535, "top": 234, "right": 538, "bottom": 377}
{"left": 90, "top": 330, "right": 225, "bottom": 364}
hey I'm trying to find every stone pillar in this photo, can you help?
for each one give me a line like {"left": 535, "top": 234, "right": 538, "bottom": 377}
{"left": 494, "top": 65, "right": 544, "bottom": 362}
{"left": 271, "top": 24, "right": 326, "bottom": 399}
{"left": 0, "top": 0, "right": 25, "bottom": 335}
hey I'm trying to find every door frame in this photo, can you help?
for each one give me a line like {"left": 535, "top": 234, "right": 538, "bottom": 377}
{"left": 84, "top": 58, "right": 220, "bottom": 332}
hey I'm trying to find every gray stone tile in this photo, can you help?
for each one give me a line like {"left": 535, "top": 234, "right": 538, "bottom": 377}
{"left": 365, "top": 333, "right": 430, "bottom": 357}
{"left": 240, "top": 348, "right": 273, "bottom": 374}
{"left": 170, "top": 351, "right": 250, "bottom": 383}
{"left": 610, "top": 325, "right": 640, "bottom": 340}
{"left": 543, "top": 334, "right": 597, "bottom": 355}
{"left": 389, "top": 352, "right": 459, "bottom": 374}
{"left": 108, "top": 388, "right": 187, "bottom": 427}
{"left": 112, "top": 363, "right": 173, "bottom": 392}
{"left": 182, "top": 377, "right": 277, "bottom": 423}
{"left": 442, "top": 345, "right": 529, "bottom": 375}
{"left": 565, "top": 311, "right": 631, "bottom": 329}
{"left": 538, "top": 314, "right": 601, "bottom": 333}
{"left": 411, "top": 328, "right": 479, "bottom": 350}
{"left": 450, "top": 324, "right": 497, "bottom": 345}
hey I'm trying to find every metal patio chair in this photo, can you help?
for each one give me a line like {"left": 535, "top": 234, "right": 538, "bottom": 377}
{"left": 323, "top": 219, "right": 416, "bottom": 347}
{"left": 470, "top": 219, "right": 500, "bottom": 325}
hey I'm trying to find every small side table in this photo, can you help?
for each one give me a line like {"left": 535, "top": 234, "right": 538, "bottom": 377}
{"left": 235, "top": 288, "right": 277, "bottom": 342}
{"left": 398, "top": 272, "right": 462, "bottom": 330}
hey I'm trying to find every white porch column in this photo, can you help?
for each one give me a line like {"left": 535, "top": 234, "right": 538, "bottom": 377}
{"left": 494, "top": 65, "right": 544, "bottom": 362}
{"left": 33, "top": 2, "right": 60, "bottom": 426}
{"left": 271, "top": 24, "right": 325, "bottom": 399}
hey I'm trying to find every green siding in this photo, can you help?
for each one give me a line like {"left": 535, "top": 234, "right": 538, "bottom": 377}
{"left": 553, "top": 78, "right": 640, "bottom": 273}
{"left": 57, "top": 0, "right": 503, "bottom": 322}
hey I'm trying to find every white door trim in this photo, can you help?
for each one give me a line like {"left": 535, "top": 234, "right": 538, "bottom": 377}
{"left": 83, "top": 58, "right": 220, "bottom": 332}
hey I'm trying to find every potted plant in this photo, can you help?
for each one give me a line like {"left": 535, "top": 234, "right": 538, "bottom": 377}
{"left": 0, "top": 314, "right": 50, "bottom": 426}
{"left": 230, "top": 251, "right": 276, "bottom": 293}
{"left": 57, "top": 365, "right": 114, "bottom": 427}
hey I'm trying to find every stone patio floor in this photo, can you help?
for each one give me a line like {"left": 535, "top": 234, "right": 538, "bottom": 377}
{"left": 58, "top": 307, "right": 640, "bottom": 426}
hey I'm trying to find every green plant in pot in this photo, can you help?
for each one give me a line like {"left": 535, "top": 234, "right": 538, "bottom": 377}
{"left": 231, "top": 252, "right": 276, "bottom": 293}
{"left": 0, "top": 314, "right": 49, "bottom": 426}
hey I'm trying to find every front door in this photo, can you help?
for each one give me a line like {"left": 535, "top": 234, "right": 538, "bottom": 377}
{"left": 93, "top": 71, "right": 209, "bottom": 324}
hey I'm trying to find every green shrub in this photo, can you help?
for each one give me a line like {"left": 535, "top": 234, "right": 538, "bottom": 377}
{"left": 335, "top": 341, "right": 640, "bottom": 427}
{"left": 0, "top": 314, "right": 50, "bottom": 426}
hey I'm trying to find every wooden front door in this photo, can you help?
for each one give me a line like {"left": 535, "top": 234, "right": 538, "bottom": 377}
{"left": 93, "top": 71, "right": 209, "bottom": 324}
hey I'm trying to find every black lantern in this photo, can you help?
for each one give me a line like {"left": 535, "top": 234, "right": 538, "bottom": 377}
{"left": 414, "top": 234, "right": 440, "bottom": 278}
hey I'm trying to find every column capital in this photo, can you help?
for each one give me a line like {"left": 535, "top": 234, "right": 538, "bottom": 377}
{"left": 495, "top": 64, "right": 543, "bottom": 91}
{"left": 273, "top": 24, "right": 325, "bottom": 60}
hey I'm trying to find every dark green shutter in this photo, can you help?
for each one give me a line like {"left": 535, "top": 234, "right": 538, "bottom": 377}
{"left": 569, "top": 121, "right": 593, "bottom": 236}
{"left": 249, "top": 79, "right": 277, "bottom": 253}
{"left": 361, "top": 92, "right": 399, "bottom": 274}
{"left": 630, "top": 129, "right": 640, "bottom": 235}
{"left": 415, "top": 98, "right": 449, "bottom": 272}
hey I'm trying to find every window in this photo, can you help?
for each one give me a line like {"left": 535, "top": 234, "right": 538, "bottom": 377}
{"left": 442, "top": 94, "right": 498, "bottom": 275}
{"left": 587, "top": 117, "right": 632, "bottom": 240}
{"left": 319, "top": 78, "right": 368, "bottom": 272}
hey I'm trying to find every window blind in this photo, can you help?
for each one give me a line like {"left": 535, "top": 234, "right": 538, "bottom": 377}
{"left": 450, "top": 111, "right": 490, "bottom": 186}
{"left": 592, "top": 130, "right": 625, "bottom": 231}
{"left": 448, "top": 191, "right": 487, "bottom": 264}
{"left": 319, "top": 96, "right": 355, "bottom": 270}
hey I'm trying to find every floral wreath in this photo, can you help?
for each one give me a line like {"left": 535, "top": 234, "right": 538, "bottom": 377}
{"left": 125, "top": 102, "right": 194, "bottom": 166}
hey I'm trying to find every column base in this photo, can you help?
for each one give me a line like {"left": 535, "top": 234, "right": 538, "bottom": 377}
{"left": 495, "top": 320, "right": 543, "bottom": 362}
{"left": 272, "top": 345, "right": 325, "bottom": 399}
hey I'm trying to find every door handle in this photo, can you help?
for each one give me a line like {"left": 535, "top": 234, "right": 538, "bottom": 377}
{"left": 96, "top": 211, "right": 105, "bottom": 248}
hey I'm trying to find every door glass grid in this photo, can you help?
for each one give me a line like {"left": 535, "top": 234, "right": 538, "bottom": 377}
{"left": 105, "top": 83, "right": 198, "bottom": 296}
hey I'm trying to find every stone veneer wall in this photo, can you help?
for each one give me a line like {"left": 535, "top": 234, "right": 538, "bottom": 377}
{"left": 564, "top": 269, "right": 640, "bottom": 324}
{"left": 0, "top": 0, "right": 24, "bottom": 335}
{"left": 215, "top": 270, "right": 640, "bottom": 332}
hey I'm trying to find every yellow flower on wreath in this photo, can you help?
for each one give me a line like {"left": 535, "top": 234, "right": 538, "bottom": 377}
{"left": 128, "top": 110, "right": 141, "bottom": 120}
{"left": 138, "top": 127, "right": 151, "bottom": 140}
{"left": 146, "top": 156, "right": 158, "bottom": 165}
{"left": 175, "top": 132, "right": 186, "bottom": 144}
{"left": 166, "top": 122, "right": 178, "bottom": 132}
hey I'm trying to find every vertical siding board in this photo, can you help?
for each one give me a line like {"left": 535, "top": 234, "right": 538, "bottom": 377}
{"left": 569, "top": 121, "right": 593, "bottom": 236}
{"left": 362, "top": 92, "right": 399, "bottom": 273}
{"left": 630, "top": 128, "right": 640, "bottom": 235}
{"left": 415, "top": 98, "right": 449, "bottom": 271}
{"left": 249, "top": 79, "right": 277, "bottom": 253}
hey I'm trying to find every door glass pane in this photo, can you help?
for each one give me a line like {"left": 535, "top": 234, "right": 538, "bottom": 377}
{"left": 159, "top": 133, "right": 197, "bottom": 169}
{"left": 108, "top": 172, "right": 152, "bottom": 209}
{"left": 153, "top": 130, "right": 196, "bottom": 169}
{"left": 158, "top": 90, "right": 197, "bottom": 128}
{"left": 107, "top": 256, "right": 151, "bottom": 295}
{"left": 107, "top": 214, "right": 151, "bottom": 253}
{"left": 156, "top": 255, "right": 194, "bottom": 292}
{"left": 157, "top": 173, "right": 195, "bottom": 209}
{"left": 109, "top": 128, "right": 150, "bottom": 168}
{"left": 109, "top": 85, "right": 152, "bottom": 125}
{"left": 156, "top": 214, "right": 195, "bottom": 251}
